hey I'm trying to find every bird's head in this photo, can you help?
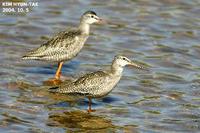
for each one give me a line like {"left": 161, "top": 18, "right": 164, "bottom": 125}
{"left": 81, "top": 10, "right": 103, "bottom": 24}
{"left": 113, "top": 55, "right": 144, "bottom": 69}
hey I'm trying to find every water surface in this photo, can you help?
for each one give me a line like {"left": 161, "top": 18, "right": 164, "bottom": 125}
{"left": 0, "top": 0, "right": 200, "bottom": 132}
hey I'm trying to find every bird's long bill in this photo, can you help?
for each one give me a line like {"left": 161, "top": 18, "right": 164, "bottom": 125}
{"left": 96, "top": 17, "right": 107, "bottom": 24}
{"left": 128, "top": 61, "right": 145, "bottom": 70}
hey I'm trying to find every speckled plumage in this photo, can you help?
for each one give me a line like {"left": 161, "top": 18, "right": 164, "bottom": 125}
{"left": 50, "top": 70, "right": 121, "bottom": 97}
{"left": 49, "top": 55, "right": 144, "bottom": 98}
{"left": 22, "top": 10, "right": 100, "bottom": 62}
{"left": 22, "top": 30, "right": 88, "bottom": 62}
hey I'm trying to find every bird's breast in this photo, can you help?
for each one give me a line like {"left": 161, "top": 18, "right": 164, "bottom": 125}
{"left": 94, "top": 76, "right": 121, "bottom": 98}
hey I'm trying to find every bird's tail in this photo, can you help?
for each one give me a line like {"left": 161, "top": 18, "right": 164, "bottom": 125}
{"left": 22, "top": 55, "right": 41, "bottom": 60}
{"left": 49, "top": 86, "right": 88, "bottom": 96}
{"left": 49, "top": 86, "right": 70, "bottom": 94}
{"left": 49, "top": 86, "right": 60, "bottom": 93}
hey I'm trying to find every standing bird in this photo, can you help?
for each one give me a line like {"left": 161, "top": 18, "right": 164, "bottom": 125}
{"left": 22, "top": 11, "right": 103, "bottom": 84}
{"left": 49, "top": 55, "right": 145, "bottom": 112}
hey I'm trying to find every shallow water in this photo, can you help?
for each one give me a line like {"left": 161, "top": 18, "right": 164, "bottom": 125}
{"left": 1, "top": 0, "right": 200, "bottom": 132}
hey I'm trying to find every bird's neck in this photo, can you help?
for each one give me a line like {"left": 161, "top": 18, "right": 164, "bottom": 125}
{"left": 79, "top": 22, "right": 90, "bottom": 35}
{"left": 111, "top": 62, "right": 124, "bottom": 76}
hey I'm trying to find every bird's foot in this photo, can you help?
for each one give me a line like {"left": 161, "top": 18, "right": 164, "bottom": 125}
{"left": 43, "top": 78, "right": 62, "bottom": 86}
{"left": 87, "top": 109, "right": 96, "bottom": 113}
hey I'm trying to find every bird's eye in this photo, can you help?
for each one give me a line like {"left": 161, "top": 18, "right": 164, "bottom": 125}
{"left": 122, "top": 57, "right": 126, "bottom": 60}
{"left": 91, "top": 15, "right": 94, "bottom": 18}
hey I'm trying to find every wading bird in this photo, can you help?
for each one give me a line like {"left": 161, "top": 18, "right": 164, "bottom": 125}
{"left": 22, "top": 11, "right": 103, "bottom": 84}
{"left": 49, "top": 55, "right": 145, "bottom": 112}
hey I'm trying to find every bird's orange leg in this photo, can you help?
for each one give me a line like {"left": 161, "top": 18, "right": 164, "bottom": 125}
{"left": 87, "top": 97, "right": 96, "bottom": 113}
{"left": 55, "top": 62, "right": 64, "bottom": 80}
{"left": 43, "top": 62, "right": 63, "bottom": 85}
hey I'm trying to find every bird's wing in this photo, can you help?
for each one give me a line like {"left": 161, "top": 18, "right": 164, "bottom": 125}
{"left": 22, "top": 30, "right": 81, "bottom": 58}
{"left": 74, "top": 71, "right": 108, "bottom": 85}
{"left": 49, "top": 71, "right": 109, "bottom": 95}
